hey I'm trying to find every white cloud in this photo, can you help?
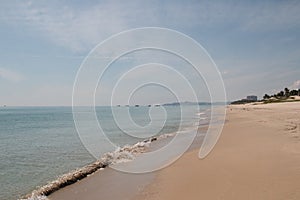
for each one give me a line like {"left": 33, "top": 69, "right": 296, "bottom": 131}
{"left": 1, "top": 1, "right": 300, "bottom": 105}
{"left": 1, "top": 1, "right": 130, "bottom": 52}
{"left": 241, "top": 1, "right": 300, "bottom": 31}
{"left": 0, "top": 68, "right": 24, "bottom": 82}
{"left": 1, "top": 1, "right": 300, "bottom": 52}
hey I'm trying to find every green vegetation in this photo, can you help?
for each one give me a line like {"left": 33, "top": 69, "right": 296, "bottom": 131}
{"left": 263, "top": 87, "right": 300, "bottom": 104}
{"left": 231, "top": 99, "right": 256, "bottom": 105}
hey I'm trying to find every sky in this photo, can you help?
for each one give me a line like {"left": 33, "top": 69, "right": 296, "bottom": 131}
{"left": 0, "top": 0, "right": 300, "bottom": 106}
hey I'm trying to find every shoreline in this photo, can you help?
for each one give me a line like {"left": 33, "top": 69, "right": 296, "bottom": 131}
{"left": 134, "top": 102, "right": 300, "bottom": 200}
{"left": 21, "top": 109, "right": 208, "bottom": 200}
{"left": 20, "top": 134, "right": 170, "bottom": 200}
{"left": 24, "top": 101, "right": 300, "bottom": 199}
{"left": 46, "top": 128, "right": 207, "bottom": 200}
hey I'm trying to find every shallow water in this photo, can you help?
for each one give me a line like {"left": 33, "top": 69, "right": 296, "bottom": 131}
{"left": 0, "top": 105, "right": 208, "bottom": 200}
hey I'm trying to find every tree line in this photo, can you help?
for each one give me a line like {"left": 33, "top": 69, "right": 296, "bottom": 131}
{"left": 263, "top": 88, "right": 300, "bottom": 99}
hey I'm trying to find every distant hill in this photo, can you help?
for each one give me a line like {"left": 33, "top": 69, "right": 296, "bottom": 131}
{"left": 162, "top": 101, "right": 229, "bottom": 106}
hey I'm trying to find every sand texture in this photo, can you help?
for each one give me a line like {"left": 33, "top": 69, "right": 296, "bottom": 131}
{"left": 135, "top": 102, "right": 300, "bottom": 200}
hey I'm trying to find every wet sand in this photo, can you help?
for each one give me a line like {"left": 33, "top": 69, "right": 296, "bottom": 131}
{"left": 48, "top": 131, "right": 205, "bottom": 200}
{"left": 48, "top": 167, "right": 154, "bottom": 200}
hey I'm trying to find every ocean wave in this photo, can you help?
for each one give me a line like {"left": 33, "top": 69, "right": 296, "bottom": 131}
{"left": 19, "top": 134, "right": 176, "bottom": 200}
{"left": 19, "top": 195, "right": 48, "bottom": 200}
{"left": 19, "top": 111, "right": 203, "bottom": 200}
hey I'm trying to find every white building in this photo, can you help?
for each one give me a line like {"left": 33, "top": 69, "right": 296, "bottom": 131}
{"left": 246, "top": 95, "right": 258, "bottom": 101}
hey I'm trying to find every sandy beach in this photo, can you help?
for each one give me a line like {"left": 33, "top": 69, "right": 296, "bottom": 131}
{"left": 49, "top": 102, "right": 300, "bottom": 200}
{"left": 135, "top": 102, "right": 300, "bottom": 200}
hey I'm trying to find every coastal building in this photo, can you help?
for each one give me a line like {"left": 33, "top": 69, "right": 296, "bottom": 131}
{"left": 246, "top": 95, "right": 258, "bottom": 101}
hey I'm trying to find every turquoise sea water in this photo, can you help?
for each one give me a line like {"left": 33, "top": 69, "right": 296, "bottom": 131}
{"left": 0, "top": 105, "right": 207, "bottom": 200}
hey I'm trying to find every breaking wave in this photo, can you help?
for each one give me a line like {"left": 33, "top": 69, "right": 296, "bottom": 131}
{"left": 19, "top": 109, "right": 209, "bottom": 200}
{"left": 19, "top": 134, "right": 175, "bottom": 200}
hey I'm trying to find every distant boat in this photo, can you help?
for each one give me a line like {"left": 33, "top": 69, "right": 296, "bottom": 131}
{"left": 3, "top": 105, "right": 6, "bottom": 107}
{"left": 148, "top": 105, "right": 151, "bottom": 107}
{"left": 134, "top": 105, "right": 139, "bottom": 107}
{"left": 117, "top": 105, "right": 121, "bottom": 107}
{"left": 154, "top": 104, "right": 160, "bottom": 107}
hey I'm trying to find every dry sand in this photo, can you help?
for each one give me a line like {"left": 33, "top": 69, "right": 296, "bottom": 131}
{"left": 135, "top": 102, "right": 300, "bottom": 200}
{"left": 49, "top": 102, "right": 300, "bottom": 200}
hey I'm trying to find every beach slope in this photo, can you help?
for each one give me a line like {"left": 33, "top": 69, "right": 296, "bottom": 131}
{"left": 135, "top": 102, "right": 300, "bottom": 200}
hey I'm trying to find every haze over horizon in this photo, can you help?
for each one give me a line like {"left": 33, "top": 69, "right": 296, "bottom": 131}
{"left": 1, "top": 0, "right": 300, "bottom": 106}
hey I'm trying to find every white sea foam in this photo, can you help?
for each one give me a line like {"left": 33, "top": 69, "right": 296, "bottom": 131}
{"left": 100, "top": 141, "right": 151, "bottom": 165}
{"left": 20, "top": 137, "right": 165, "bottom": 200}
{"left": 9, "top": 106, "right": 209, "bottom": 200}
{"left": 18, "top": 195, "right": 48, "bottom": 200}
{"left": 20, "top": 112, "right": 204, "bottom": 200}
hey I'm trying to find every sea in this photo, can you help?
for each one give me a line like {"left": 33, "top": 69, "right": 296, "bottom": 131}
{"left": 0, "top": 105, "right": 210, "bottom": 200}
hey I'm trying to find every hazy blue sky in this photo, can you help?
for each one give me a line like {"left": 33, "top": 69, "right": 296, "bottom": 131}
{"left": 0, "top": 0, "right": 300, "bottom": 106}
